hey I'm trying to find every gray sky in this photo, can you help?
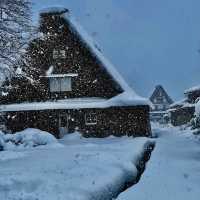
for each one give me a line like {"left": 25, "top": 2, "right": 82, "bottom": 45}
{"left": 32, "top": 0, "right": 200, "bottom": 101}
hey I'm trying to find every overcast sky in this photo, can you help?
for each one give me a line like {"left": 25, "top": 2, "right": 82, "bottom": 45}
{"left": 32, "top": 0, "right": 200, "bottom": 101}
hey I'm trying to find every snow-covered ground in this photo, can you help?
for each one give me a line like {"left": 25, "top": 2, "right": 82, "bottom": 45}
{"left": 118, "top": 124, "right": 200, "bottom": 200}
{"left": 0, "top": 128, "right": 61, "bottom": 150}
{"left": 0, "top": 131, "right": 154, "bottom": 200}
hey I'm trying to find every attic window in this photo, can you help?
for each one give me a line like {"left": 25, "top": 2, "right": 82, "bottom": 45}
{"left": 53, "top": 49, "right": 66, "bottom": 59}
{"left": 85, "top": 112, "right": 97, "bottom": 125}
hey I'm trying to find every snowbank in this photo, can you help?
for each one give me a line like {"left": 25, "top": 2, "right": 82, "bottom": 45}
{"left": 195, "top": 100, "right": 200, "bottom": 116}
{"left": 117, "top": 125, "right": 200, "bottom": 200}
{"left": 185, "top": 85, "right": 200, "bottom": 94}
{"left": 39, "top": 7, "right": 149, "bottom": 106}
{"left": 0, "top": 128, "right": 61, "bottom": 150}
{"left": 0, "top": 132, "right": 154, "bottom": 200}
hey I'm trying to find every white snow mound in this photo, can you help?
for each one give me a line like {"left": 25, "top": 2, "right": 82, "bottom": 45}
{"left": 0, "top": 128, "right": 60, "bottom": 150}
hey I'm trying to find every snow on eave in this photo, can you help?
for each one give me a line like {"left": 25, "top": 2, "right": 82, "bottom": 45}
{"left": 0, "top": 93, "right": 150, "bottom": 112}
{"left": 168, "top": 102, "right": 195, "bottom": 113}
{"left": 169, "top": 98, "right": 187, "bottom": 108}
{"left": 0, "top": 99, "right": 108, "bottom": 112}
{"left": 40, "top": 73, "right": 78, "bottom": 78}
{"left": 40, "top": 7, "right": 69, "bottom": 15}
{"left": 108, "top": 92, "right": 151, "bottom": 107}
{"left": 184, "top": 85, "right": 200, "bottom": 94}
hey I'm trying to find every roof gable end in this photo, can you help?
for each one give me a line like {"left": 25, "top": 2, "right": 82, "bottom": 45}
{"left": 150, "top": 85, "right": 173, "bottom": 104}
{"left": 40, "top": 7, "right": 134, "bottom": 94}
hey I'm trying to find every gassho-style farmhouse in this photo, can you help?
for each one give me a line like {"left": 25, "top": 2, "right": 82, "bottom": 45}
{"left": 0, "top": 7, "right": 151, "bottom": 138}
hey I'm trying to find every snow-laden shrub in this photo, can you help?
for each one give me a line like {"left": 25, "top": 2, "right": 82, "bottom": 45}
{"left": 0, "top": 128, "right": 59, "bottom": 150}
{"left": 189, "top": 100, "right": 200, "bottom": 135}
{"left": 0, "top": 132, "right": 5, "bottom": 151}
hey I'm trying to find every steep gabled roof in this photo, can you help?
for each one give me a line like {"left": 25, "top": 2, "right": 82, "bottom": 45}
{"left": 38, "top": 7, "right": 149, "bottom": 106}
{"left": 150, "top": 85, "right": 173, "bottom": 104}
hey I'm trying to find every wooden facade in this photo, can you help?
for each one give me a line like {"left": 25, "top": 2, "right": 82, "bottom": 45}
{"left": 170, "top": 106, "right": 195, "bottom": 126}
{"left": 150, "top": 85, "right": 173, "bottom": 111}
{"left": 150, "top": 85, "right": 173, "bottom": 123}
{"left": 0, "top": 8, "right": 151, "bottom": 138}
{"left": 5, "top": 106, "right": 150, "bottom": 138}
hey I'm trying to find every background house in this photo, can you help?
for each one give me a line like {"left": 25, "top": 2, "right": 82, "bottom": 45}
{"left": 169, "top": 86, "right": 200, "bottom": 126}
{"left": 149, "top": 85, "right": 173, "bottom": 123}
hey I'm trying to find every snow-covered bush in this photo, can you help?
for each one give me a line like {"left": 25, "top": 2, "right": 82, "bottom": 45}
{"left": 0, "top": 132, "right": 5, "bottom": 151}
{"left": 189, "top": 101, "right": 200, "bottom": 135}
{"left": 0, "top": 128, "right": 59, "bottom": 151}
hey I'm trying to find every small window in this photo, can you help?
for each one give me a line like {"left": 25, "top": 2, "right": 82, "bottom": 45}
{"left": 157, "top": 105, "right": 163, "bottom": 110}
{"left": 49, "top": 77, "right": 72, "bottom": 92}
{"left": 60, "top": 50, "right": 66, "bottom": 58}
{"left": 85, "top": 113, "right": 97, "bottom": 125}
{"left": 53, "top": 49, "right": 66, "bottom": 59}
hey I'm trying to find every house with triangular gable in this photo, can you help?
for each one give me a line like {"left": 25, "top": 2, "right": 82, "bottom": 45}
{"left": 149, "top": 85, "right": 173, "bottom": 122}
{"left": 150, "top": 85, "right": 173, "bottom": 111}
{"left": 0, "top": 8, "right": 151, "bottom": 138}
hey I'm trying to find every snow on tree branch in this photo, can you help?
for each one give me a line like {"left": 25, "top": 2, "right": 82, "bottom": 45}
{"left": 0, "top": 0, "right": 33, "bottom": 83}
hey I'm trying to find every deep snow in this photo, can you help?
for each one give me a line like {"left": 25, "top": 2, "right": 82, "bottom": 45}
{"left": 0, "top": 131, "right": 153, "bottom": 200}
{"left": 0, "top": 128, "right": 61, "bottom": 150}
{"left": 117, "top": 124, "right": 200, "bottom": 200}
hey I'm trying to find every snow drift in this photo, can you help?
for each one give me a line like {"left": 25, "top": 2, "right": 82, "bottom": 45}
{"left": 0, "top": 128, "right": 60, "bottom": 150}
{"left": 0, "top": 131, "right": 154, "bottom": 200}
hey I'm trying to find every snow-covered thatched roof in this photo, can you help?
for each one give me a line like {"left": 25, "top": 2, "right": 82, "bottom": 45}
{"left": 39, "top": 7, "right": 149, "bottom": 106}
{"left": 0, "top": 7, "right": 150, "bottom": 112}
{"left": 40, "top": 74, "right": 78, "bottom": 78}
{"left": 169, "top": 98, "right": 187, "bottom": 109}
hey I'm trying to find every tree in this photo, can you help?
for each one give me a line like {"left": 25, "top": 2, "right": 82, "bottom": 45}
{"left": 0, "top": 0, "right": 32, "bottom": 82}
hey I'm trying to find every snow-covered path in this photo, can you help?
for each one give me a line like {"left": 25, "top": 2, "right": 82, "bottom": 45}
{"left": 118, "top": 125, "right": 200, "bottom": 200}
{"left": 0, "top": 132, "right": 154, "bottom": 200}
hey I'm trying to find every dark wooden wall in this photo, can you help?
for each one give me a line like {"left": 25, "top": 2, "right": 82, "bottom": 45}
{"left": 170, "top": 106, "right": 195, "bottom": 126}
{"left": 5, "top": 106, "right": 151, "bottom": 138}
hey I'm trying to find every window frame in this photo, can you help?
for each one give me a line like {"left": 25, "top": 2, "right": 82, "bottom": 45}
{"left": 53, "top": 49, "right": 66, "bottom": 59}
{"left": 85, "top": 112, "right": 97, "bottom": 126}
{"left": 49, "top": 76, "right": 72, "bottom": 93}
